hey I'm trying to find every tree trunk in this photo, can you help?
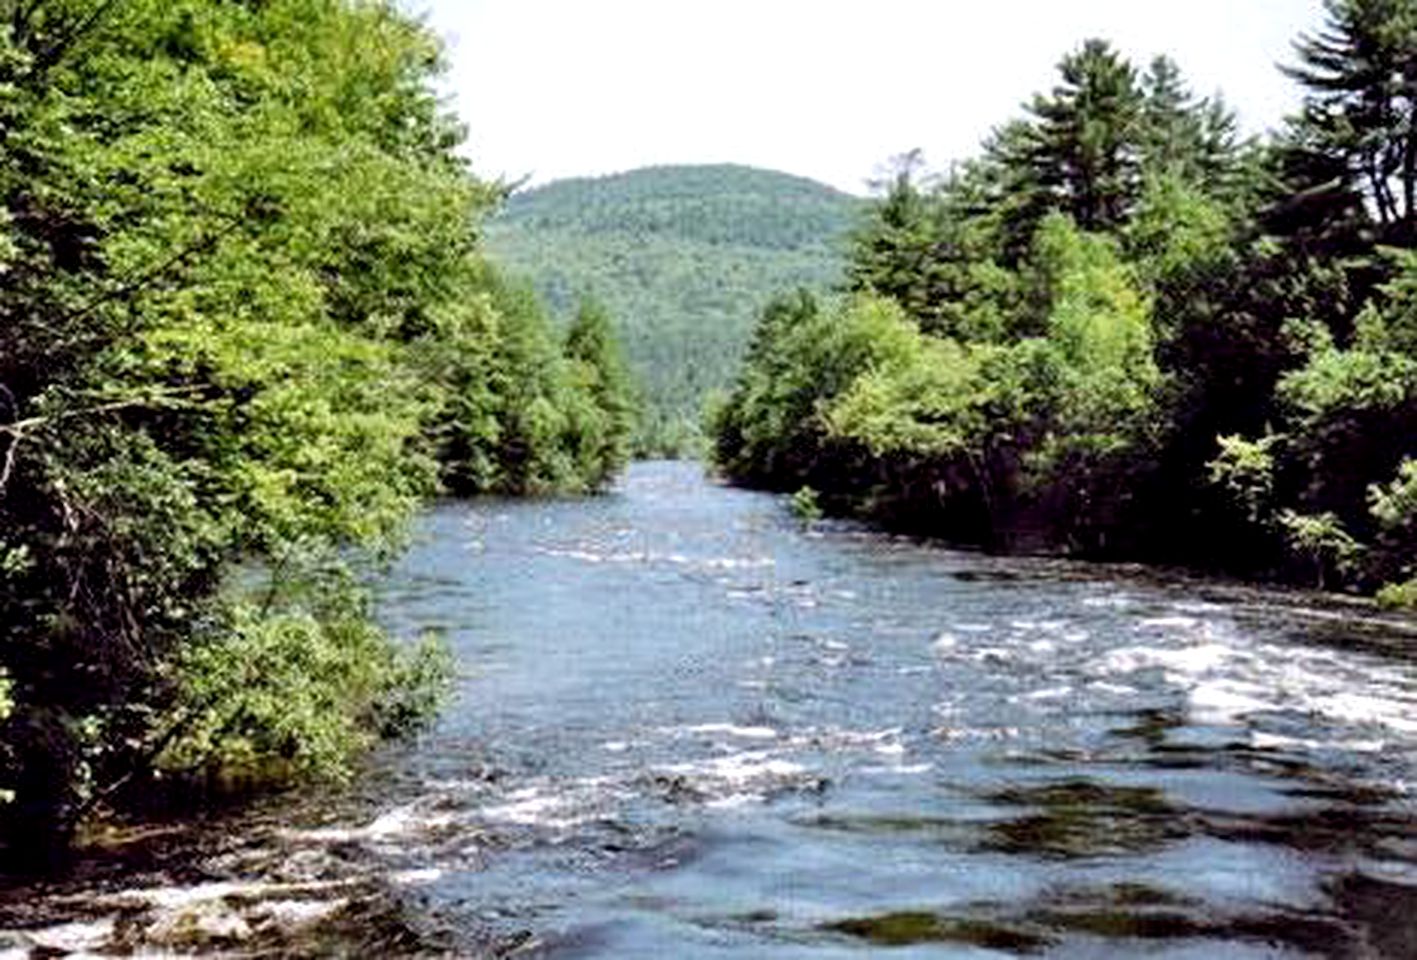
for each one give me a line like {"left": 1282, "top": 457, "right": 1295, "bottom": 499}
{"left": 1402, "top": 105, "right": 1416, "bottom": 240}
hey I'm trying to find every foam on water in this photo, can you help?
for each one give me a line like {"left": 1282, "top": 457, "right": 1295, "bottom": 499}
{"left": 288, "top": 803, "right": 455, "bottom": 845}
{"left": 478, "top": 776, "right": 627, "bottom": 829}
{"left": 480, "top": 787, "right": 589, "bottom": 828}
{"left": 537, "top": 546, "right": 774, "bottom": 573}
{"left": 1091, "top": 606, "right": 1417, "bottom": 742}
{"left": 654, "top": 750, "right": 817, "bottom": 808}
{"left": 11, "top": 918, "right": 114, "bottom": 955}
{"left": 677, "top": 723, "right": 779, "bottom": 741}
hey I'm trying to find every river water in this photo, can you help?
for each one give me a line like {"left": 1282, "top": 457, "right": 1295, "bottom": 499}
{"left": 5, "top": 460, "right": 1417, "bottom": 957}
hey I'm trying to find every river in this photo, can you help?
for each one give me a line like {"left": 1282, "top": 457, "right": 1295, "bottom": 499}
{"left": 4, "top": 460, "right": 1417, "bottom": 957}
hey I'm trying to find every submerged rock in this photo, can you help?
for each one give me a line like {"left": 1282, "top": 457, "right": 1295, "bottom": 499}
{"left": 130, "top": 899, "right": 253, "bottom": 950}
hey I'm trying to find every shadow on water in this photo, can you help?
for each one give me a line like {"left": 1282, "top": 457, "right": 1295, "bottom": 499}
{"left": 979, "top": 779, "right": 1185, "bottom": 859}
{"left": 820, "top": 880, "right": 1373, "bottom": 956}
{"left": 824, "top": 910, "right": 1055, "bottom": 952}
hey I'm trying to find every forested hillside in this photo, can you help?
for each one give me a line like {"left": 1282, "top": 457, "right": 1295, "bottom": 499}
{"left": 713, "top": 13, "right": 1417, "bottom": 606}
{"left": 0, "top": 0, "right": 632, "bottom": 857}
{"left": 486, "top": 165, "right": 860, "bottom": 454}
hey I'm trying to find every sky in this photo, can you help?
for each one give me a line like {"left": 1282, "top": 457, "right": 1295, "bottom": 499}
{"left": 416, "top": 1, "right": 1326, "bottom": 196}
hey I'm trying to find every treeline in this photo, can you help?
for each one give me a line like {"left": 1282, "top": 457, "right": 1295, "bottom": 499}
{"left": 0, "top": 0, "right": 632, "bottom": 859}
{"left": 713, "top": 3, "right": 1417, "bottom": 607}
{"left": 486, "top": 165, "right": 858, "bottom": 456}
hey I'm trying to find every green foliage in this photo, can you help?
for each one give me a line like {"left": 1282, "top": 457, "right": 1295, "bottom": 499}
{"left": 789, "top": 486, "right": 823, "bottom": 526}
{"left": 847, "top": 153, "right": 1022, "bottom": 342}
{"left": 714, "top": 25, "right": 1417, "bottom": 595}
{"left": 1277, "top": 509, "right": 1364, "bottom": 589}
{"left": 485, "top": 165, "right": 860, "bottom": 455}
{"left": 1377, "top": 577, "right": 1417, "bottom": 608}
{"left": 1126, "top": 174, "right": 1234, "bottom": 285}
{"left": 492, "top": 164, "right": 855, "bottom": 248}
{"left": 563, "top": 299, "right": 638, "bottom": 488}
{"left": 1019, "top": 39, "right": 1146, "bottom": 233}
{"left": 1367, "top": 249, "right": 1417, "bottom": 353}
{"left": 826, "top": 335, "right": 993, "bottom": 459}
{"left": 713, "top": 291, "right": 917, "bottom": 486}
{"left": 1201, "top": 250, "right": 1417, "bottom": 589}
{"left": 722, "top": 211, "right": 1161, "bottom": 548}
{"left": 1275, "top": 328, "right": 1417, "bottom": 536}
{"left": 1370, "top": 458, "right": 1417, "bottom": 534}
{"left": 0, "top": 0, "right": 631, "bottom": 854}
{"left": 162, "top": 559, "right": 452, "bottom": 786}
{"left": 1031, "top": 215, "right": 1159, "bottom": 429}
{"left": 1209, "top": 434, "right": 1279, "bottom": 526}
{"left": 1368, "top": 457, "right": 1417, "bottom": 586}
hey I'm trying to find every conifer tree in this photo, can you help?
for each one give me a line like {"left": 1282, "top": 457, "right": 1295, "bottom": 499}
{"left": 1139, "top": 55, "right": 1240, "bottom": 191}
{"left": 1283, "top": 0, "right": 1417, "bottom": 246}
{"left": 1022, "top": 39, "right": 1146, "bottom": 232}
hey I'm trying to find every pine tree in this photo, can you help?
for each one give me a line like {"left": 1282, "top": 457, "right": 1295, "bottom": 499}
{"left": 1283, "top": 0, "right": 1417, "bottom": 246}
{"left": 1139, "top": 55, "right": 1240, "bottom": 191}
{"left": 1022, "top": 39, "right": 1145, "bottom": 232}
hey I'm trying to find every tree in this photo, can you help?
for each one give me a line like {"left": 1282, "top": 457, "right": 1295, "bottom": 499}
{"left": 1139, "top": 55, "right": 1241, "bottom": 192}
{"left": 1017, "top": 39, "right": 1146, "bottom": 233}
{"left": 982, "top": 42, "right": 1236, "bottom": 259}
{"left": 0, "top": 0, "right": 627, "bottom": 857}
{"left": 1283, "top": 0, "right": 1417, "bottom": 246}
{"left": 563, "top": 298, "right": 637, "bottom": 487}
{"left": 847, "top": 151, "right": 947, "bottom": 323}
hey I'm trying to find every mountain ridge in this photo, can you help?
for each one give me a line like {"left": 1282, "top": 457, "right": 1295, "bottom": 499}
{"left": 485, "top": 163, "right": 862, "bottom": 454}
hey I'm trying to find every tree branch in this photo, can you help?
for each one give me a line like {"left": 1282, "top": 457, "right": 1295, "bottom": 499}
{"left": 55, "top": 212, "right": 249, "bottom": 332}
{"left": 0, "top": 386, "right": 211, "bottom": 437}
{"left": 0, "top": 386, "right": 213, "bottom": 498}
{"left": 0, "top": 435, "right": 20, "bottom": 494}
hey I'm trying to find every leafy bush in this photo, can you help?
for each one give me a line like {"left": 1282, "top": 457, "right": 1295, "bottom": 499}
{"left": 790, "top": 486, "right": 824, "bottom": 526}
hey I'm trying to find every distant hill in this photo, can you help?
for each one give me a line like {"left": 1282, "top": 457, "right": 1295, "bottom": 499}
{"left": 484, "top": 164, "right": 861, "bottom": 454}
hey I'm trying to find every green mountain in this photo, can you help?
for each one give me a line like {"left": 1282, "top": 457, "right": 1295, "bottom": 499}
{"left": 484, "top": 164, "right": 862, "bottom": 454}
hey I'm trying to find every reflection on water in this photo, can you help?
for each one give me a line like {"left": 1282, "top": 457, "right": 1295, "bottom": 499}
{"left": 3, "top": 460, "right": 1417, "bottom": 957}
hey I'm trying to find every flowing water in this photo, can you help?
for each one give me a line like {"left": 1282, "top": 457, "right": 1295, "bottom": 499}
{"left": 5, "top": 460, "right": 1417, "bottom": 957}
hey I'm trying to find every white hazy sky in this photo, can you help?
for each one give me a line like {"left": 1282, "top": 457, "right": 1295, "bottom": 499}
{"left": 416, "top": 1, "right": 1326, "bottom": 195}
